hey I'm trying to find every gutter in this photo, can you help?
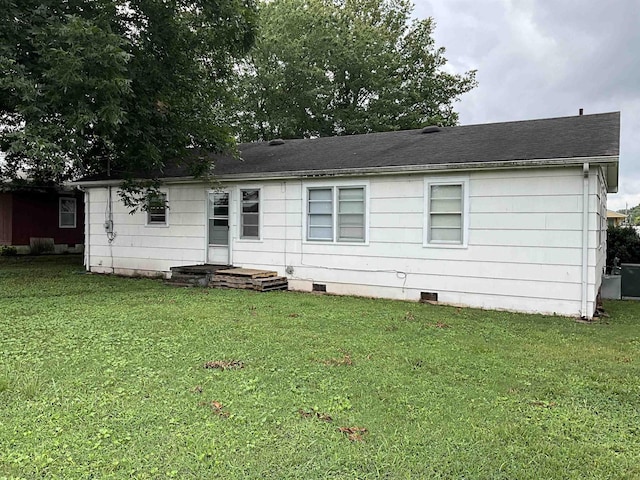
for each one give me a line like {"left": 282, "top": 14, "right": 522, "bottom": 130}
{"left": 581, "top": 163, "right": 590, "bottom": 319}
{"left": 70, "top": 155, "right": 619, "bottom": 189}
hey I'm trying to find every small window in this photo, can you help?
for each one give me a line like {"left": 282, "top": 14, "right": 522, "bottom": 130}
{"left": 241, "top": 189, "right": 260, "bottom": 239}
{"left": 337, "top": 187, "right": 365, "bottom": 242}
{"left": 308, "top": 188, "right": 333, "bottom": 241}
{"left": 425, "top": 178, "right": 468, "bottom": 247}
{"left": 59, "top": 197, "right": 77, "bottom": 228}
{"left": 147, "top": 193, "right": 167, "bottom": 225}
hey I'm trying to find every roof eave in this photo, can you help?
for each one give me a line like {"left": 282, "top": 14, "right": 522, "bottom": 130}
{"left": 71, "top": 155, "right": 619, "bottom": 188}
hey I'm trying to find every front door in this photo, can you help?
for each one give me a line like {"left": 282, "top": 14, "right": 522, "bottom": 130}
{"left": 207, "top": 190, "right": 230, "bottom": 265}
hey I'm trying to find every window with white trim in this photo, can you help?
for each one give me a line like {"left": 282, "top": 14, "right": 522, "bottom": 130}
{"left": 147, "top": 192, "right": 167, "bottom": 225}
{"left": 59, "top": 197, "right": 77, "bottom": 228}
{"left": 425, "top": 179, "right": 468, "bottom": 246}
{"left": 307, "top": 186, "right": 366, "bottom": 243}
{"left": 240, "top": 189, "right": 260, "bottom": 239}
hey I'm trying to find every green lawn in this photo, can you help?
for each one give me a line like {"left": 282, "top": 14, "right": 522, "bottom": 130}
{"left": 1, "top": 256, "right": 639, "bottom": 479}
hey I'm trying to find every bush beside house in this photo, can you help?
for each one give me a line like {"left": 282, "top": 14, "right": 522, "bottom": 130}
{"left": 607, "top": 226, "right": 640, "bottom": 267}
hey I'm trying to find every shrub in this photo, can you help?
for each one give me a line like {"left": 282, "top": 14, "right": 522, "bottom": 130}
{"left": 607, "top": 226, "right": 640, "bottom": 266}
{"left": 29, "top": 238, "right": 54, "bottom": 255}
{"left": 0, "top": 245, "right": 18, "bottom": 257}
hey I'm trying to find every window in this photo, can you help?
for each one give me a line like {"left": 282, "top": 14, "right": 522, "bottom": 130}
{"left": 337, "top": 187, "right": 365, "bottom": 241}
{"left": 240, "top": 189, "right": 260, "bottom": 239}
{"left": 147, "top": 193, "right": 167, "bottom": 225}
{"left": 308, "top": 188, "right": 333, "bottom": 241}
{"left": 59, "top": 197, "right": 76, "bottom": 228}
{"left": 425, "top": 178, "right": 468, "bottom": 247}
{"left": 307, "top": 185, "right": 366, "bottom": 243}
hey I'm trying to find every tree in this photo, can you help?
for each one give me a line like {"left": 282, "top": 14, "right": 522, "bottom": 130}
{"left": 0, "top": 0, "right": 256, "bottom": 205}
{"left": 618, "top": 204, "right": 640, "bottom": 226}
{"left": 233, "top": 0, "right": 477, "bottom": 141}
{"left": 607, "top": 226, "right": 640, "bottom": 267}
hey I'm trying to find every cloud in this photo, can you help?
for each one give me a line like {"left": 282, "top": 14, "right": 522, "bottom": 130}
{"left": 413, "top": 0, "right": 640, "bottom": 210}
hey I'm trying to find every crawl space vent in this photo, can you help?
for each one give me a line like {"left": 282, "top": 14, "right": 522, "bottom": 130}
{"left": 420, "top": 291, "right": 438, "bottom": 302}
{"left": 312, "top": 283, "right": 327, "bottom": 292}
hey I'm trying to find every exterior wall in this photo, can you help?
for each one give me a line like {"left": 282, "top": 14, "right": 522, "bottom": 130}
{"left": 235, "top": 167, "right": 590, "bottom": 317}
{"left": 10, "top": 191, "right": 84, "bottom": 250}
{"left": 87, "top": 185, "right": 207, "bottom": 275}
{"left": 86, "top": 166, "right": 605, "bottom": 318}
{"left": 593, "top": 167, "right": 608, "bottom": 306}
{"left": 0, "top": 193, "right": 12, "bottom": 245}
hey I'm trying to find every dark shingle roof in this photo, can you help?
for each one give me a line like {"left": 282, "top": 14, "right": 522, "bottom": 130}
{"left": 220, "top": 112, "right": 619, "bottom": 175}
{"left": 77, "top": 112, "right": 620, "bottom": 182}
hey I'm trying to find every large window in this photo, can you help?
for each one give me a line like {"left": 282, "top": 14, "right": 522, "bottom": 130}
{"left": 307, "top": 186, "right": 366, "bottom": 243}
{"left": 425, "top": 178, "right": 468, "bottom": 247}
{"left": 240, "top": 189, "right": 260, "bottom": 239}
{"left": 147, "top": 192, "right": 167, "bottom": 225}
{"left": 59, "top": 197, "right": 77, "bottom": 228}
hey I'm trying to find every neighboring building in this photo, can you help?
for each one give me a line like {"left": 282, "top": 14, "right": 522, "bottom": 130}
{"left": 74, "top": 112, "right": 620, "bottom": 319}
{"left": 0, "top": 184, "right": 84, "bottom": 253}
{"left": 606, "top": 210, "right": 627, "bottom": 227}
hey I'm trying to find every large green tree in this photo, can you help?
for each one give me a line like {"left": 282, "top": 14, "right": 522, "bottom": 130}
{"left": 0, "top": 0, "right": 256, "bottom": 196}
{"left": 234, "top": 0, "right": 477, "bottom": 141}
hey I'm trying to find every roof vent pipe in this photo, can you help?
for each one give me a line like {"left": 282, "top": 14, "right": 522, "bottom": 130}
{"left": 579, "top": 108, "right": 584, "bottom": 116}
{"left": 421, "top": 126, "right": 441, "bottom": 134}
{"left": 268, "top": 138, "right": 285, "bottom": 146}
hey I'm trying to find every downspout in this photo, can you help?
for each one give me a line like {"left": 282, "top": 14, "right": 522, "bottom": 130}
{"left": 84, "top": 188, "right": 90, "bottom": 271}
{"left": 581, "top": 163, "right": 590, "bottom": 318}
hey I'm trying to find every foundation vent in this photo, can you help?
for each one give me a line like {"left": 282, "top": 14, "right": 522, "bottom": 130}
{"left": 312, "top": 283, "right": 327, "bottom": 292}
{"left": 420, "top": 291, "right": 438, "bottom": 302}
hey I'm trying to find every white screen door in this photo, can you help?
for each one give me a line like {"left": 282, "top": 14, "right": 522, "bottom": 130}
{"left": 208, "top": 190, "right": 230, "bottom": 265}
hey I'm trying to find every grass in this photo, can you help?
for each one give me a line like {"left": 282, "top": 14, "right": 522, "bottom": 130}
{"left": 0, "top": 256, "right": 639, "bottom": 479}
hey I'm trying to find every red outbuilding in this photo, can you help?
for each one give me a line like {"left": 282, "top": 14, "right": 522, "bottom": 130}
{"left": 0, "top": 185, "right": 84, "bottom": 253}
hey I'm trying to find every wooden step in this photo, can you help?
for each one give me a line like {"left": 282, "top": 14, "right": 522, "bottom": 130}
{"left": 209, "top": 274, "right": 288, "bottom": 292}
{"left": 215, "top": 268, "right": 278, "bottom": 278}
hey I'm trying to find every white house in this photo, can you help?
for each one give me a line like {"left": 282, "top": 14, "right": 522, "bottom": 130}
{"left": 75, "top": 112, "right": 620, "bottom": 319}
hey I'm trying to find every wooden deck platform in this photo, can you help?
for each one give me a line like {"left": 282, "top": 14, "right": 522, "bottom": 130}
{"left": 210, "top": 268, "right": 287, "bottom": 291}
{"left": 166, "top": 265, "right": 288, "bottom": 292}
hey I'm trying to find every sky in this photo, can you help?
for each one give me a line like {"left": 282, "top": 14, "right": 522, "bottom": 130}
{"left": 413, "top": 0, "right": 640, "bottom": 211}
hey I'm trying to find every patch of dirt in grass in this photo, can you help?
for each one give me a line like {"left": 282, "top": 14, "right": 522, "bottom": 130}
{"left": 202, "top": 400, "right": 230, "bottom": 417}
{"left": 321, "top": 354, "right": 353, "bottom": 367}
{"left": 338, "top": 426, "right": 368, "bottom": 442}
{"left": 298, "top": 409, "right": 333, "bottom": 422}
{"left": 203, "top": 360, "right": 244, "bottom": 370}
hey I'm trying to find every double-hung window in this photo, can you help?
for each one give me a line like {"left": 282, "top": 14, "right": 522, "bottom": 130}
{"left": 425, "top": 178, "right": 468, "bottom": 246}
{"left": 147, "top": 192, "right": 167, "bottom": 225}
{"left": 307, "top": 185, "right": 366, "bottom": 243}
{"left": 59, "top": 197, "right": 77, "bottom": 228}
{"left": 240, "top": 189, "right": 260, "bottom": 239}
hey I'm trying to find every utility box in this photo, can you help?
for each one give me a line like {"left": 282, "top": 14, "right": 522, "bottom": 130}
{"left": 621, "top": 263, "right": 640, "bottom": 298}
{"left": 601, "top": 274, "right": 621, "bottom": 300}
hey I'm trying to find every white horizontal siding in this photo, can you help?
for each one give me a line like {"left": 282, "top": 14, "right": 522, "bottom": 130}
{"left": 85, "top": 165, "right": 604, "bottom": 318}
{"left": 86, "top": 184, "right": 206, "bottom": 274}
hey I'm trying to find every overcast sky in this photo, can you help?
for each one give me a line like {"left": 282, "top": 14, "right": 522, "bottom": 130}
{"left": 413, "top": 0, "right": 639, "bottom": 211}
